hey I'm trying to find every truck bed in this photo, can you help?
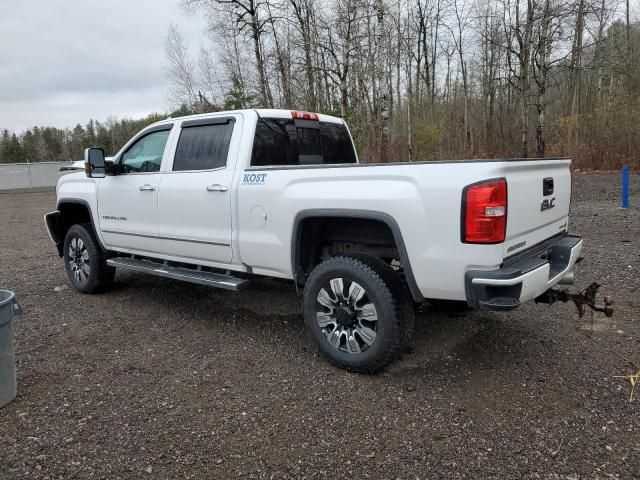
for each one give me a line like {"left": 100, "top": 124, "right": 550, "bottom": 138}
{"left": 239, "top": 157, "right": 572, "bottom": 301}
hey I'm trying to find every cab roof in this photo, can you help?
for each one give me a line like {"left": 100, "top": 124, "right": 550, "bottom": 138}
{"left": 151, "top": 109, "right": 345, "bottom": 128}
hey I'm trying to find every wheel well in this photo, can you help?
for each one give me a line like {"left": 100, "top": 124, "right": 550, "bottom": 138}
{"left": 292, "top": 213, "right": 424, "bottom": 303}
{"left": 58, "top": 202, "right": 94, "bottom": 251}
{"left": 294, "top": 215, "right": 399, "bottom": 279}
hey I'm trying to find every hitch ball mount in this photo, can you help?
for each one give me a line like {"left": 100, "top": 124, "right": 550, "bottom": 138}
{"left": 535, "top": 282, "right": 614, "bottom": 318}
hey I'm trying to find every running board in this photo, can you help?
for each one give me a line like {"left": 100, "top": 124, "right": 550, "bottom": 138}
{"left": 106, "top": 257, "right": 250, "bottom": 291}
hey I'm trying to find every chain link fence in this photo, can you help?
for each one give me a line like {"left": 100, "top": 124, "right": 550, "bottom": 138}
{"left": 0, "top": 162, "right": 76, "bottom": 191}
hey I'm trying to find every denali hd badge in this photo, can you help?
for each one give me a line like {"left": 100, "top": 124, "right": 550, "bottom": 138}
{"left": 540, "top": 197, "right": 555, "bottom": 211}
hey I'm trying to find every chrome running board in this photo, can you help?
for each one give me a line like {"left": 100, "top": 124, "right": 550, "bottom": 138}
{"left": 107, "top": 257, "right": 250, "bottom": 292}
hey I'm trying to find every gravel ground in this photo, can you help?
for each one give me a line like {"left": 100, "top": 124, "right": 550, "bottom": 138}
{"left": 0, "top": 173, "right": 638, "bottom": 479}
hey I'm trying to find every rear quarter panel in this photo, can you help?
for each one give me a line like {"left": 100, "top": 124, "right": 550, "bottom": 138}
{"left": 236, "top": 162, "right": 527, "bottom": 300}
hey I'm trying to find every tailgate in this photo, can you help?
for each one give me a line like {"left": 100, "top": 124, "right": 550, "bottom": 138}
{"left": 502, "top": 159, "right": 571, "bottom": 257}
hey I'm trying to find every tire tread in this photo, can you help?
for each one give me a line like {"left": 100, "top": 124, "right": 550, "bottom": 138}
{"left": 64, "top": 223, "right": 114, "bottom": 294}
{"left": 303, "top": 255, "right": 409, "bottom": 373}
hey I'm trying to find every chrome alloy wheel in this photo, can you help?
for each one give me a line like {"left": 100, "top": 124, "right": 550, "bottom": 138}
{"left": 316, "top": 278, "right": 378, "bottom": 354}
{"left": 68, "top": 237, "right": 90, "bottom": 284}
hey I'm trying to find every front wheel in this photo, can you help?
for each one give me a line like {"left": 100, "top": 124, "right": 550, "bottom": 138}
{"left": 63, "top": 224, "right": 115, "bottom": 293}
{"left": 303, "top": 255, "right": 406, "bottom": 373}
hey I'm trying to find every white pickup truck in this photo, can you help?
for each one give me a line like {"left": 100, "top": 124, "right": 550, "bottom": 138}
{"left": 45, "top": 109, "right": 610, "bottom": 372}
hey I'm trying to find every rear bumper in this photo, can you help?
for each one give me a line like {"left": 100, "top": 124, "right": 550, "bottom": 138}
{"left": 465, "top": 234, "right": 583, "bottom": 310}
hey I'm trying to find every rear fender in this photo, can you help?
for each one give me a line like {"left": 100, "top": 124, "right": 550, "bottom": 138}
{"left": 291, "top": 209, "right": 424, "bottom": 303}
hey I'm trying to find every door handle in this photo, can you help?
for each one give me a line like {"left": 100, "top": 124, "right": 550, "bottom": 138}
{"left": 139, "top": 184, "right": 155, "bottom": 191}
{"left": 206, "top": 184, "right": 228, "bottom": 192}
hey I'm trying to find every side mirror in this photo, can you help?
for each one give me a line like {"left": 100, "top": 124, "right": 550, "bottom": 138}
{"left": 84, "top": 147, "right": 106, "bottom": 178}
{"left": 105, "top": 159, "right": 124, "bottom": 175}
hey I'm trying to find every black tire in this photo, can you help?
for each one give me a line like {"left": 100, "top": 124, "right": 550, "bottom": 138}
{"left": 341, "top": 253, "right": 416, "bottom": 354}
{"left": 63, "top": 223, "right": 115, "bottom": 294}
{"left": 303, "top": 255, "right": 407, "bottom": 373}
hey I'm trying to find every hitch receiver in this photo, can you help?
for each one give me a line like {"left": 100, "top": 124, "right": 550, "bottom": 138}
{"left": 535, "top": 282, "right": 614, "bottom": 318}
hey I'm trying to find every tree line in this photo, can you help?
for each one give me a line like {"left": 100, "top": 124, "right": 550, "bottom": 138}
{"left": 166, "top": 0, "right": 640, "bottom": 168}
{"left": 0, "top": 114, "right": 169, "bottom": 164}
{"left": 2, "top": 0, "right": 638, "bottom": 169}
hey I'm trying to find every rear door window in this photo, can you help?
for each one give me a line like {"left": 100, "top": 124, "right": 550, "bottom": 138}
{"left": 251, "top": 118, "right": 356, "bottom": 167}
{"left": 173, "top": 121, "right": 234, "bottom": 171}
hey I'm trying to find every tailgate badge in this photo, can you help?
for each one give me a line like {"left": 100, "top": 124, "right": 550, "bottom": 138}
{"left": 507, "top": 241, "right": 527, "bottom": 253}
{"left": 541, "top": 197, "right": 556, "bottom": 211}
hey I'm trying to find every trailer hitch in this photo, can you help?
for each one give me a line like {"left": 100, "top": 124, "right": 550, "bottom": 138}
{"left": 535, "top": 282, "right": 614, "bottom": 318}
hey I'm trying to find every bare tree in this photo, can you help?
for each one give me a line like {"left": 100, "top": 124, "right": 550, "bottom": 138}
{"left": 451, "top": 0, "right": 472, "bottom": 154}
{"left": 182, "top": 0, "right": 274, "bottom": 107}
{"left": 288, "top": 0, "right": 318, "bottom": 109}
{"left": 155, "top": 0, "right": 637, "bottom": 168}
{"left": 532, "top": 0, "right": 565, "bottom": 156}
{"left": 317, "top": 0, "right": 361, "bottom": 118}
{"left": 165, "top": 24, "right": 197, "bottom": 108}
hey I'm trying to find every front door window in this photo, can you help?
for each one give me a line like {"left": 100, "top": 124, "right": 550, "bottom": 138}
{"left": 121, "top": 130, "right": 170, "bottom": 173}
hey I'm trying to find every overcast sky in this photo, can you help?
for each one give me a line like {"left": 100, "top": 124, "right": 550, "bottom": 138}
{"left": 0, "top": 0, "right": 207, "bottom": 133}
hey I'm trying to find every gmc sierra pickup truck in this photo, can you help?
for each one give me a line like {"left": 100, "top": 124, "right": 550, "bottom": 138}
{"left": 44, "top": 109, "right": 610, "bottom": 372}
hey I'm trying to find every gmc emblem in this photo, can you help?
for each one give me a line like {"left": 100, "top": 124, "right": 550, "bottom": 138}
{"left": 541, "top": 197, "right": 556, "bottom": 211}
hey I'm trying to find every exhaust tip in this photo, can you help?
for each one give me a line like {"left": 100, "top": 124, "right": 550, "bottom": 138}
{"left": 558, "top": 271, "right": 575, "bottom": 285}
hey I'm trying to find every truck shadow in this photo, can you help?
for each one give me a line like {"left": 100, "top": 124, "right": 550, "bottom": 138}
{"left": 389, "top": 307, "right": 547, "bottom": 379}
{"left": 111, "top": 272, "right": 544, "bottom": 378}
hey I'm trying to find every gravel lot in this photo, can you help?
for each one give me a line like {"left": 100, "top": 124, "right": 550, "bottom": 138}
{"left": 0, "top": 173, "right": 638, "bottom": 479}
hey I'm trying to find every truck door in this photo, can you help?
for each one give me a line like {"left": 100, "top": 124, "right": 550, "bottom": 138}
{"left": 156, "top": 116, "right": 239, "bottom": 264}
{"left": 97, "top": 125, "right": 174, "bottom": 253}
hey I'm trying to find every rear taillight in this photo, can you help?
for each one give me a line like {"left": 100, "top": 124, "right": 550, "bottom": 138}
{"left": 462, "top": 178, "right": 507, "bottom": 244}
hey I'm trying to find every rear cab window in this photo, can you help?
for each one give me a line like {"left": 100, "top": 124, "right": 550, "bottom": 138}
{"left": 251, "top": 118, "right": 357, "bottom": 167}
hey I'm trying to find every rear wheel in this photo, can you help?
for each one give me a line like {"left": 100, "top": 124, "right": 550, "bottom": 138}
{"left": 63, "top": 224, "right": 114, "bottom": 293}
{"left": 342, "top": 252, "right": 415, "bottom": 353}
{"left": 303, "top": 255, "right": 407, "bottom": 373}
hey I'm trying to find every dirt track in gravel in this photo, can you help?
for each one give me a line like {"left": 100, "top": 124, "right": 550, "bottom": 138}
{"left": 0, "top": 172, "right": 638, "bottom": 479}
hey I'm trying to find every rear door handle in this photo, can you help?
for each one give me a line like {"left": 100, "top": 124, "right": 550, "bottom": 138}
{"left": 139, "top": 184, "right": 155, "bottom": 191}
{"left": 206, "top": 184, "right": 228, "bottom": 192}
